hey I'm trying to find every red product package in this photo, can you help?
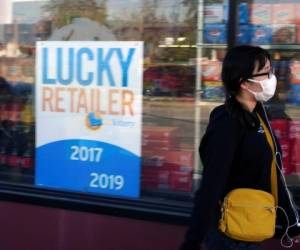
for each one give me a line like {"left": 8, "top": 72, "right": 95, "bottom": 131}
{"left": 249, "top": 4, "right": 272, "bottom": 24}
{"left": 272, "top": 24, "right": 296, "bottom": 44}
{"left": 20, "top": 156, "right": 33, "bottom": 168}
{"left": 10, "top": 103, "right": 22, "bottom": 122}
{"left": 290, "top": 61, "right": 300, "bottom": 84}
{"left": 289, "top": 139, "right": 300, "bottom": 174}
{"left": 7, "top": 154, "right": 20, "bottom": 167}
{"left": 143, "top": 126, "right": 179, "bottom": 140}
{"left": 295, "top": 4, "right": 300, "bottom": 24}
{"left": 169, "top": 172, "right": 192, "bottom": 192}
{"left": 141, "top": 168, "right": 170, "bottom": 189}
{"left": 142, "top": 138, "right": 179, "bottom": 150}
{"left": 297, "top": 26, "right": 300, "bottom": 44}
{"left": 272, "top": 4, "right": 295, "bottom": 24}
{"left": 142, "top": 167, "right": 170, "bottom": 180}
{"left": 165, "top": 163, "right": 193, "bottom": 173}
{"left": 143, "top": 150, "right": 193, "bottom": 168}
{"left": 0, "top": 152, "right": 7, "bottom": 165}
{"left": 0, "top": 104, "right": 8, "bottom": 121}
{"left": 288, "top": 121, "right": 300, "bottom": 174}
{"left": 279, "top": 139, "right": 293, "bottom": 175}
{"left": 201, "top": 60, "right": 222, "bottom": 81}
{"left": 270, "top": 119, "right": 289, "bottom": 140}
{"left": 289, "top": 121, "right": 300, "bottom": 140}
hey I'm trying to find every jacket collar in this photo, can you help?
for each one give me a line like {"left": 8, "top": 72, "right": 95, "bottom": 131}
{"left": 225, "top": 96, "right": 262, "bottom": 129}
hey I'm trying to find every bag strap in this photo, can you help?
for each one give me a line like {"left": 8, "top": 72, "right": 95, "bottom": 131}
{"left": 257, "top": 113, "right": 278, "bottom": 205}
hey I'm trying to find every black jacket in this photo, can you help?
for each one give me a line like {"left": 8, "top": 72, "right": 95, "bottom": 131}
{"left": 180, "top": 97, "right": 300, "bottom": 250}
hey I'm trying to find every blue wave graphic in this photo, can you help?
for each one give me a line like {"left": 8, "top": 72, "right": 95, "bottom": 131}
{"left": 36, "top": 139, "right": 140, "bottom": 198}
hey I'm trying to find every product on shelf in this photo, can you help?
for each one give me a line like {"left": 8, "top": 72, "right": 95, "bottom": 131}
{"left": 272, "top": 60, "right": 290, "bottom": 98}
{"left": 21, "top": 102, "right": 34, "bottom": 124}
{"left": 202, "top": 81, "right": 224, "bottom": 101}
{"left": 272, "top": 4, "right": 295, "bottom": 24}
{"left": 201, "top": 60, "right": 222, "bottom": 81}
{"left": 7, "top": 146, "right": 20, "bottom": 168}
{"left": 141, "top": 125, "right": 193, "bottom": 192}
{"left": 270, "top": 119, "right": 292, "bottom": 175}
{"left": 288, "top": 85, "right": 300, "bottom": 105}
{"left": 289, "top": 120, "right": 300, "bottom": 140}
{"left": 169, "top": 171, "right": 192, "bottom": 192}
{"left": 296, "top": 4, "right": 300, "bottom": 24}
{"left": 0, "top": 78, "right": 34, "bottom": 172}
{"left": 290, "top": 140, "right": 300, "bottom": 174}
{"left": 20, "top": 58, "right": 34, "bottom": 83}
{"left": 297, "top": 26, "right": 300, "bottom": 44}
{"left": 289, "top": 121, "right": 300, "bottom": 174}
{"left": 224, "top": 3, "right": 249, "bottom": 24}
{"left": 0, "top": 58, "right": 34, "bottom": 84}
{"left": 270, "top": 119, "right": 289, "bottom": 139}
{"left": 290, "top": 61, "right": 300, "bottom": 84}
{"left": 143, "top": 126, "right": 179, "bottom": 140}
{"left": 273, "top": 59, "right": 290, "bottom": 79}
{"left": 141, "top": 168, "right": 170, "bottom": 189}
{"left": 237, "top": 25, "right": 251, "bottom": 44}
{"left": 0, "top": 103, "right": 9, "bottom": 121}
{"left": 142, "top": 139, "right": 179, "bottom": 151}
{"left": 239, "top": 3, "right": 249, "bottom": 24}
{"left": 250, "top": 25, "right": 272, "bottom": 44}
{"left": 20, "top": 149, "right": 33, "bottom": 168}
{"left": 249, "top": 4, "right": 272, "bottom": 25}
{"left": 0, "top": 147, "right": 7, "bottom": 166}
{"left": 6, "top": 60, "right": 22, "bottom": 83}
{"left": 10, "top": 101, "right": 22, "bottom": 122}
{"left": 204, "top": 4, "right": 224, "bottom": 24}
{"left": 204, "top": 24, "right": 227, "bottom": 44}
{"left": 143, "top": 150, "right": 193, "bottom": 172}
{"left": 272, "top": 24, "right": 296, "bottom": 44}
{"left": 279, "top": 138, "right": 293, "bottom": 175}
{"left": 142, "top": 126, "right": 179, "bottom": 150}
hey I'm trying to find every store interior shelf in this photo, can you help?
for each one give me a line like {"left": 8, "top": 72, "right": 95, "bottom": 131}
{"left": 197, "top": 44, "right": 300, "bottom": 50}
{"left": 260, "top": 44, "right": 300, "bottom": 50}
{"left": 196, "top": 43, "right": 227, "bottom": 49}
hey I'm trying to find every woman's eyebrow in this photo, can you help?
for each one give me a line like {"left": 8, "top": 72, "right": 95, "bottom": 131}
{"left": 262, "top": 66, "right": 270, "bottom": 71}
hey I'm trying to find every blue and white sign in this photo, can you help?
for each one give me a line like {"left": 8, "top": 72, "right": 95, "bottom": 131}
{"left": 35, "top": 41, "right": 143, "bottom": 198}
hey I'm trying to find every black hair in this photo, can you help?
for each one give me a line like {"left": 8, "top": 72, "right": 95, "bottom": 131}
{"left": 221, "top": 45, "right": 271, "bottom": 98}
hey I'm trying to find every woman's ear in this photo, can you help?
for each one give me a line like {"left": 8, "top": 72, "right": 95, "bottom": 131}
{"left": 240, "top": 81, "right": 248, "bottom": 91}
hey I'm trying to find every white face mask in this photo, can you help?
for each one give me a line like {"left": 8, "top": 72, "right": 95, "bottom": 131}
{"left": 247, "top": 74, "right": 277, "bottom": 102}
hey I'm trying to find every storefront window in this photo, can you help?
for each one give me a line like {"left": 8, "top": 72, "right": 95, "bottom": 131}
{"left": 0, "top": 0, "right": 298, "bottom": 207}
{"left": 0, "top": 0, "right": 198, "bottom": 202}
{"left": 236, "top": 0, "right": 300, "bottom": 190}
{"left": 202, "top": 0, "right": 300, "bottom": 202}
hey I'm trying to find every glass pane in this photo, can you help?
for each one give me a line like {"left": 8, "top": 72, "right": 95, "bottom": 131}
{"left": 0, "top": 0, "right": 198, "bottom": 203}
{"left": 236, "top": 1, "right": 300, "bottom": 197}
{"left": 200, "top": 1, "right": 228, "bottom": 130}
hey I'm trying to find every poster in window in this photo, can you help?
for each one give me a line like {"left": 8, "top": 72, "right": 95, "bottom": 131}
{"left": 35, "top": 41, "right": 143, "bottom": 198}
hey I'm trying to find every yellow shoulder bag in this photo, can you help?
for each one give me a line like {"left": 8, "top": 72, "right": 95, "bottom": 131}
{"left": 218, "top": 113, "right": 278, "bottom": 242}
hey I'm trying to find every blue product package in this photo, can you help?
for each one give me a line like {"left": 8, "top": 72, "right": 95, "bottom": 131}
{"left": 224, "top": 3, "right": 249, "bottom": 24}
{"left": 202, "top": 87, "right": 225, "bottom": 100}
{"left": 204, "top": 24, "right": 227, "bottom": 44}
{"left": 237, "top": 25, "right": 250, "bottom": 44}
{"left": 250, "top": 25, "right": 272, "bottom": 44}
{"left": 204, "top": 4, "right": 224, "bottom": 24}
{"left": 239, "top": 3, "right": 249, "bottom": 24}
{"left": 288, "top": 84, "right": 300, "bottom": 106}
